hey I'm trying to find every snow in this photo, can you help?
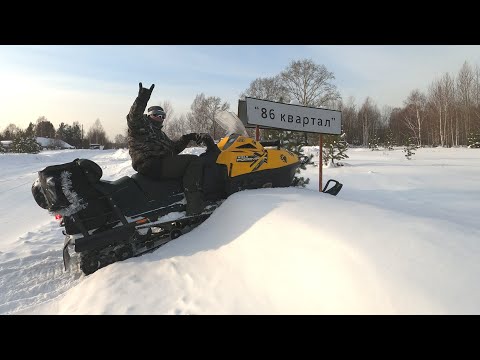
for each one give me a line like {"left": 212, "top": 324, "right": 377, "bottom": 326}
{"left": 35, "top": 137, "right": 74, "bottom": 149}
{"left": 1, "top": 146, "right": 480, "bottom": 314}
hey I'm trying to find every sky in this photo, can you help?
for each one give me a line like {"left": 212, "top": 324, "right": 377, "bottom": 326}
{"left": 1, "top": 45, "right": 480, "bottom": 139}
{"left": 1, "top": 144, "right": 480, "bottom": 314}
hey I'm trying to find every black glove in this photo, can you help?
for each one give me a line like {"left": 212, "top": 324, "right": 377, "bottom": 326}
{"left": 182, "top": 133, "right": 198, "bottom": 142}
{"left": 138, "top": 82, "right": 155, "bottom": 99}
{"left": 196, "top": 133, "right": 215, "bottom": 149}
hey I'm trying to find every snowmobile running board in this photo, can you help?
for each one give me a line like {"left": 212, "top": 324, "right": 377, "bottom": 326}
{"left": 322, "top": 179, "right": 343, "bottom": 196}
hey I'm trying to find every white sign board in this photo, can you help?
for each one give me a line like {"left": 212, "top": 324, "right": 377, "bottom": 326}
{"left": 245, "top": 97, "right": 342, "bottom": 135}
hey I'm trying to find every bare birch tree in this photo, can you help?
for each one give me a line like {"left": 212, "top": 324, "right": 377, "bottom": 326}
{"left": 456, "top": 61, "right": 475, "bottom": 143}
{"left": 428, "top": 79, "right": 445, "bottom": 146}
{"left": 161, "top": 100, "right": 174, "bottom": 124}
{"left": 280, "top": 59, "right": 340, "bottom": 107}
{"left": 280, "top": 59, "right": 341, "bottom": 144}
{"left": 474, "top": 65, "right": 480, "bottom": 113}
{"left": 338, "top": 96, "right": 358, "bottom": 145}
{"left": 403, "top": 90, "right": 427, "bottom": 146}
{"left": 165, "top": 114, "right": 190, "bottom": 140}
{"left": 240, "top": 75, "right": 289, "bottom": 102}
{"left": 87, "top": 118, "right": 108, "bottom": 145}
{"left": 187, "top": 94, "right": 230, "bottom": 140}
{"left": 241, "top": 75, "right": 290, "bottom": 139}
{"left": 442, "top": 73, "right": 456, "bottom": 146}
{"left": 474, "top": 65, "right": 480, "bottom": 131}
{"left": 160, "top": 100, "right": 190, "bottom": 140}
{"left": 358, "top": 97, "right": 380, "bottom": 146}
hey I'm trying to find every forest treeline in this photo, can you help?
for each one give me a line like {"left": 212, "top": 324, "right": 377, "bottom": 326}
{"left": 2, "top": 59, "right": 480, "bottom": 151}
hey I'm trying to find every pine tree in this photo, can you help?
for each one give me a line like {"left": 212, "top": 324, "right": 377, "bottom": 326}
{"left": 467, "top": 132, "right": 480, "bottom": 148}
{"left": 0, "top": 143, "right": 6, "bottom": 153}
{"left": 11, "top": 133, "right": 42, "bottom": 154}
{"left": 369, "top": 133, "right": 380, "bottom": 151}
{"left": 322, "top": 132, "right": 349, "bottom": 166}
{"left": 384, "top": 129, "right": 395, "bottom": 150}
{"left": 403, "top": 136, "right": 417, "bottom": 160}
{"left": 25, "top": 122, "right": 36, "bottom": 137}
{"left": 278, "top": 130, "right": 313, "bottom": 187}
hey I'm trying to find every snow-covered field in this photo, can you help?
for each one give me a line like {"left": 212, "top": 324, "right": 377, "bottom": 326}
{"left": 1, "top": 146, "right": 479, "bottom": 314}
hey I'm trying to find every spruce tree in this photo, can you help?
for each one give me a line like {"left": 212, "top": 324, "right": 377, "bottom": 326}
{"left": 278, "top": 130, "right": 313, "bottom": 187}
{"left": 11, "top": 133, "right": 42, "bottom": 154}
{"left": 322, "top": 132, "right": 349, "bottom": 166}
{"left": 403, "top": 136, "right": 418, "bottom": 160}
{"left": 467, "top": 132, "right": 480, "bottom": 148}
{"left": 369, "top": 133, "right": 380, "bottom": 151}
{"left": 384, "top": 129, "right": 395, "bottom": 150}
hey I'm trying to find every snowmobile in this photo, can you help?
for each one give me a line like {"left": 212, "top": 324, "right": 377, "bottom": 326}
{"left": 31, "top": 112, "right": 343, "bottom": 276}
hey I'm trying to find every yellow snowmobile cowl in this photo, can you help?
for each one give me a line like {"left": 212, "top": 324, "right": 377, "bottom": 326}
{"left": 216, "top": 134, "right": 300, "bottom": 178}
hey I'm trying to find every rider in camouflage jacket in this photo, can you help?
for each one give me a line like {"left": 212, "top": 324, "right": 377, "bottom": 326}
{"left": 127, "top": 83, "right": 191, "bottom": 172}
{"left": 126, "top": 83, "right": 211, "bottom": 215}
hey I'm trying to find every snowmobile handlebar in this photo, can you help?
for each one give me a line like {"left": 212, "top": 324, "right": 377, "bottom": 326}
{"left": 195, "top": 133, "right": 213, "bottom": 143}
{"left": 195, "top": 133, "right": 217, "bottom": 151}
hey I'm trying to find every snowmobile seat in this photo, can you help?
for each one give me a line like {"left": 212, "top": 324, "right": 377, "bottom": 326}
{"left": 93, "top": 176, "right": 156, "bottom": 217}
{"left": 131, "top": 173, "right": 184, "bottom": 203}
{"left": 94, "top": 176, "right": 136, "bottom": 196}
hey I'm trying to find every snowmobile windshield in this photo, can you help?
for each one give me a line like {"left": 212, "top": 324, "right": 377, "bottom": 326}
{"left": 215, "top": 111, "right": 248, "bottom": 137}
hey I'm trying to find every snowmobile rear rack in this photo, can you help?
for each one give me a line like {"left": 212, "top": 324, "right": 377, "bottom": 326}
{"left": 322, "top": 179, "right": 343, "bottom": 196}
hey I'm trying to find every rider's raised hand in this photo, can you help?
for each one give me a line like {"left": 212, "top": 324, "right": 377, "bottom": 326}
{"left": 138, "top": 82, "right": 155, "bottom": 99}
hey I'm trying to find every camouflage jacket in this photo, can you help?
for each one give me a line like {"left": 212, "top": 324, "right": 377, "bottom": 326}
{"left": 127, "top": 95, "right": 189, "bottom": 171}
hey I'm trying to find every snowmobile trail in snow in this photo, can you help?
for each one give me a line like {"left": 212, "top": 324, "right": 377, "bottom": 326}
{"left": 0, "top": 221, "right": 85, "bottom": 314}
{"left": 0, "top": 249, "right": 83, "bottom": 314}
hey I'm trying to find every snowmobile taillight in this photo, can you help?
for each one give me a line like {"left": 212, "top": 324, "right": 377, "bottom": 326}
{"left": 55, "top": 214, "right": 63, "bottom": 220}
{"left": 135, "top": 218, "right": 148, "bottom": 225}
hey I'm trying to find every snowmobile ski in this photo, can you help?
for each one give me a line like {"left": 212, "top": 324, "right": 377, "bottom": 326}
{"left": 322, "top": 179, "right": 343, "bottom": 196}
